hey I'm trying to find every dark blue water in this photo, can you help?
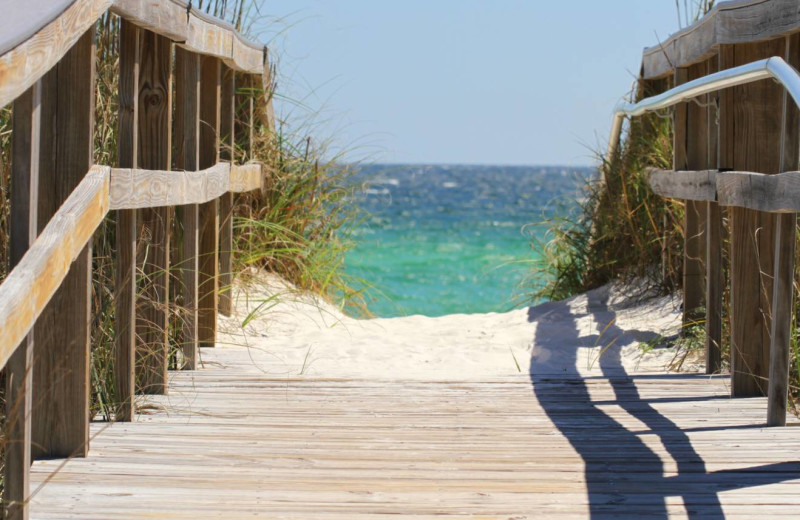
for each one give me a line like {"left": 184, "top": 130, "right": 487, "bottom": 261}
{"left": 345, "top": 164, "right": 593, "bottom": 317}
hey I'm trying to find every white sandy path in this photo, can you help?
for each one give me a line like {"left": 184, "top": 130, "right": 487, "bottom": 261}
{"left": 215, "top": 271, "right": 695, "bottom": 380}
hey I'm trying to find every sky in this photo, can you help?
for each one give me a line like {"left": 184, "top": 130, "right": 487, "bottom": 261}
{"left": 254, "top": 1, "right": 690, "bottom": 166}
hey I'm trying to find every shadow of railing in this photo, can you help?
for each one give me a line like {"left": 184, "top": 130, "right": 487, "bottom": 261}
{"left": 527, "top": 288, "right": 799, "bottom": 518}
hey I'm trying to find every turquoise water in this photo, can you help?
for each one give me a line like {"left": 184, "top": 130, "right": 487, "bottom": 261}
{"left": 345, "top": 164, "right": 593, "bottom": 317}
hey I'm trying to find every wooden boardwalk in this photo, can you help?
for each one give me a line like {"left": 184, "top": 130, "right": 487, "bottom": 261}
{"left": 28, "top": 344, "right": 800, "bottom": 519}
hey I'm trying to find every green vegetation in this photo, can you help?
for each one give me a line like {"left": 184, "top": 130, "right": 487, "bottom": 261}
{"left": 529, "top": 102, "right": 683, "bottom": 302}
{"left": 0, "top": 1, "right": 363, "bottom": 421}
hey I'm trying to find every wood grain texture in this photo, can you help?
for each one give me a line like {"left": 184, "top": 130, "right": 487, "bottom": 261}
{"left": 0, "top": 0, "right": 111, "bottom": 109}
{"left": 31, "top": 29, "right": 96, "bottom": 461}
{"left": 704, "top": 54, "right": 723, "bottom": 376}
{"left": 0, "top": 0, "right": 263, "bottom": 113}
{"left": 0, "top": 166, "right": 109, "bottom": 378}
{"left": 4, "top": 80, "right": 42, "bottom": 520}
{"left": 767, "top": 33, "right": 800, "bottom": 426}
{"left": 720, "top": 39, "right": 786, "bottom": 398}
{"left": 109, "top": 0, "right": 186, "bottom": 42}
{"left": 234, "top": 73, "right": 254, "bottom": 165}
{"left": 114, "top": 19, "right": 139, "bottom": 423}
{"left": 111, "top": 0, "right": 263, "bottom": 73}
{"left": 229, "top": 164, "right": 263, "bottom": 193}
{"left": 685, "top": 60, "right": 712, "bottom": 350}
{"left": 768, "top": 214, "right": 796, "bottom": 425}
{"left": 673, "top": 68, "right": 706, "bottom": 330}
{"left": 110, "top": 163, "right": 231, "bottom": 209}
{"left": 646, "top": 168, "right": 716, "bottom": 201}
{"left": 174, "top": 47, "right": 200, "bottom": 369}
{"left": 642, "top": 0, "right": 800, "bottom": 79}
{"left": 218, "top": 65, "right": 235, "bottom": 317}
{"left": 716, "top": 170, "right": 800, "bottom": 211}
{"left": 135, "top": 29, "right": 172, "bottom": 396}
{"left": 261, "top": 50, "right": 276, "bottom": 133}
{"left": 26, "top": 341, "right": 800, "bottom": 518}
{"left": 198, "top": 55, "right": 220, "bottom": 349}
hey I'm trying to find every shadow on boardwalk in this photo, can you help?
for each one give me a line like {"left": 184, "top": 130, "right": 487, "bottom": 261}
{"left": 527, "top": 289, "right": 798, "bottom": 519}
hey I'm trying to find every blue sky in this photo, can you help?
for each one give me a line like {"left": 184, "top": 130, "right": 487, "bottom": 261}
{"left": 255, "top": 1, "right": 687, "bottom": 166}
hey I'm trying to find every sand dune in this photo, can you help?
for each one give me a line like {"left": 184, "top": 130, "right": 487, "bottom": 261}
{"left": 216, "top": 270, "right": 693, "bottom": 381}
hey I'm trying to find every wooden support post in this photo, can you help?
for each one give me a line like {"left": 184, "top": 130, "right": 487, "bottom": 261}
{"left": 135, "top": 30, "right": 172, "bottom": 394}
{"left": 31, "top": 29, "right": 95, "bottom": 459}
{"left": 705, "top": 51, "right": 723, "bottom": 374}
{"left": 175, "top": 47, "right": 200, "bottom": 369}
{"left": 720, "top": 39, "right": 786, "bottom": 397}
{"left": 115, "top": 19, "right": 139, "bottom": 422}
{"left": 706, "top": 199, "right": 724, "bottom": 374}
{"left": 218, "top": 65, "right": 235, "bottom": 317}
{"left": 248, "top": 75, "right": 255, "bottom": 161}
{"left": 674, "top": 68, "right": 707, "bottom": 331}
{"left": 198, "top": 56, "right": 220, "bottom": 348}
{"left": 4, "top": 80, "right": 42, "bottom": 520}
{"left": 767, "top": 34, "right": 800, "bottom": 426}
{"left": 687, "top": 59, "right": 722, "bottom": 374}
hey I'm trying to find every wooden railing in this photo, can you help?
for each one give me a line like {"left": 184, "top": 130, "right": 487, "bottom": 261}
{"left": 632, "top": 0, "right": 800, "bottom": 430}
{"left": 0, "top": 1, "right": 274, "bottom": 517}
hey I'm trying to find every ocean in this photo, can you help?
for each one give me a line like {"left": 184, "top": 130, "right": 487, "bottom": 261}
{"left": 345, "top": 164, "right": 594, "bottom": 317}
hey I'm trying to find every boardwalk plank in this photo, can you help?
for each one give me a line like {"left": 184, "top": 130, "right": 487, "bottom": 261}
{"left": 29, "top": 341, "right": 800, "bottom": 519}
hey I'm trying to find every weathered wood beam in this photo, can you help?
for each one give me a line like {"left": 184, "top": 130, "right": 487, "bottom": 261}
{"left": 135, "top": 29, "right": 172, "bottom": 395}
{"left": 0, "top": 0, "right": 265, "bottom": 111}
{"left": 4, "top": 79, "right": 42, "bottom": 520}
{"left": 174, "top": 47, "right": 200, "bottom": 369}
{"left": 674, "top": 68, "right": 706, "bottom": 332}
{"left": 646, "top": 168, "right": 716, "bottom": 201}
{"left": 0, "top": 166, "right": 110, "bottom": 380}
{"left": 767, "top": 33, "right": 800, "bottom": 426}
{"left": 110, "top": 163, "right": 231, "bottom": 209}
{"left": 717, "top": 170, "right": 800, "bottom": 212}
{"left": 0, "top": 0, "right": 111, "bottom": 109}
{"left": 218, "top": 64, "right": 235, "bottom": 317}
{"left": 705, "top": 53, "right": 723, "bottom": 376}
{"left": 114, "top": 18, "right": 139, "bottom": 423}
{"left": 230, "top": 164, "right": 263, "bottom": 193}
{"left": 721, "top": 39, "right": 786, "bottom": 398}
{"left": 198, "top": 55, "right": 221, "bottom": 349}
{"left": 31, "top": 28, "right": 96, "bottom": 460}
{"left": 110, "top": 0, "right": 263, "bottom": 74}
{"left": 642, "top": 0, "right": 800, "bottom": 79}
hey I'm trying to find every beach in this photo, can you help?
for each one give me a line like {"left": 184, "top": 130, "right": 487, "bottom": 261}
{"left": 218, "top": 270, "right": 692, "bottom": 380}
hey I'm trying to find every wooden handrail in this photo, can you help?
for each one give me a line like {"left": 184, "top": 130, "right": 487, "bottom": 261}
{"left": 641, "top": 0, "right": 800, "bottom": 79}
{"left": 647, "top": 168, "right": 717, "bottom": 202}
{"left": 0, "top": 0, "right": 265, "bottom": 110}
{"left": 0, "top": 165, "right": 110, "bottom": 371}
{"left": 647, "top": 167, "right": 800, "bottom": 213}
{"left": 109, "top": 163, "right": 263, "bottom": 209}
{"left": 0, "top": 161, "right": 262, "bottom": 370}
{"left": 716, "top": 170, "right": 800, "bottom": 213}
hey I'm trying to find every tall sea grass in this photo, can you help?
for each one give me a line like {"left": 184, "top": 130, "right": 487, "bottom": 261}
{"left": 0, "top": 0, "right": 365, "bottom": 492}
{"left": 528, "top": 84, "right": 684, "bottom": 302}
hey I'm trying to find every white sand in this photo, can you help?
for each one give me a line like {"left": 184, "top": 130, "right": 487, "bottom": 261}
{"left": 216, "top": 270, "right": 694, "bottom": 380}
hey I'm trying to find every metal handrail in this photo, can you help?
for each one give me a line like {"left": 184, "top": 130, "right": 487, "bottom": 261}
{"left": 606, "top": 57, "right": 800, "bottom": 163}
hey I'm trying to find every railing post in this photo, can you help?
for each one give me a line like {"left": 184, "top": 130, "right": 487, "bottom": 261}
{"left": 135, "top": 29, "right": 173, "bottom": 394}
{"left": 31, "top": 28, "right": 95, "bottom": 459}
{"left": 115, "top": 19, "right": 140, "bottom": 422}
{"left": 704, "top": 53, "right": 723, "bottom": 374}
{"left": 685, "top": 58, "right": 722, "bottom": 374}
{"left": 198, "top": 56, "right": 221, "bottom": 348}
{"left": 720, "top": 40, "right": 786, "bottom": 397}
{"left": 219, "top": 65, "right": 235, "bottom": 317}
{"left": 175, "top": 47, "right": 200, "bottom": 368}
{"left": 4, "top": 79, "right": 42, "bottom": 520}
{"left": 674, "top": 68, "right": 707, "bottom": 333}
{"left": 767, "top": 34, "right": 800, "bottom": 426}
